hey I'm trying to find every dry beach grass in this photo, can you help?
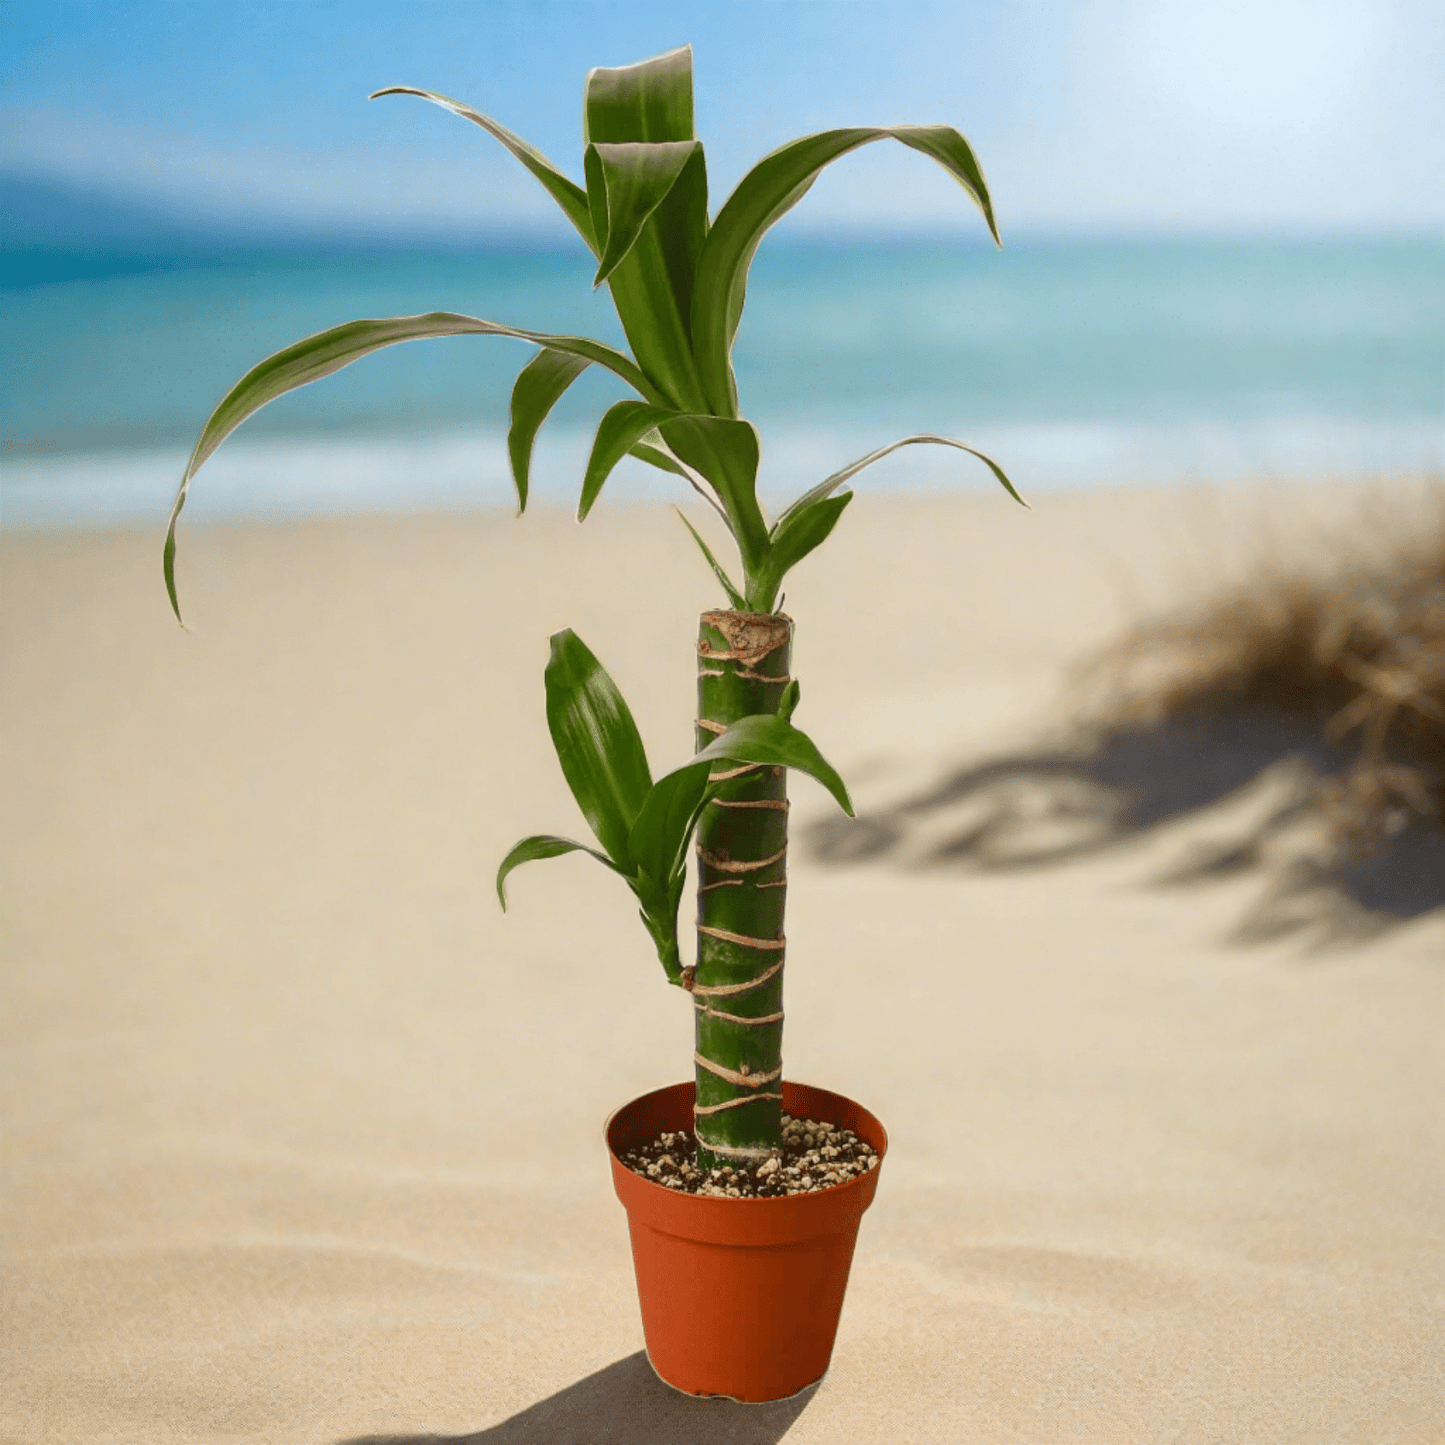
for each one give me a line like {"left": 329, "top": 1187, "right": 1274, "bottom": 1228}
{"left": 810, "top": 478, "right": 1445, "bottom": 944}
{"left": 1077, "top": 480, "right": 1445, "bottom": 840}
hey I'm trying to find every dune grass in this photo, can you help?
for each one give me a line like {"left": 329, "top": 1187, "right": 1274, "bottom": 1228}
{"left": 802, "top": 479, "right": 1442, "bottom": 941}
{"left": 1075, "top": 482, "right": 1444, "bottom": 864}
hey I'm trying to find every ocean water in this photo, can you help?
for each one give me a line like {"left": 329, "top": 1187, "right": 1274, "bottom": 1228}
{"left": 2, "top": 235, "right": 1441, "bottom": 529}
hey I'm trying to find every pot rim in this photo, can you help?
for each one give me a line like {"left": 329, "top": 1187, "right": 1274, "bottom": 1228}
{"left": 605, "top": 1079, "right": 887, "bottom": 1226}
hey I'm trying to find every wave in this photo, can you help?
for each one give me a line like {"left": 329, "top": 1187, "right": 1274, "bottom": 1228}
{"left": 4, "top": 415, "right": 1442, "bottom": 532}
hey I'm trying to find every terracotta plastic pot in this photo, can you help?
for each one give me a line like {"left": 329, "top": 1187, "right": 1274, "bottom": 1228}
{"left": 606, "top": 1079, "right": 888, "bottom": 1402}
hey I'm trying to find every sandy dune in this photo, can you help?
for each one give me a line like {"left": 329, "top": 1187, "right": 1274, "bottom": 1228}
{"left": 3, "top": 480, "right": 1441, "bottom": 1443}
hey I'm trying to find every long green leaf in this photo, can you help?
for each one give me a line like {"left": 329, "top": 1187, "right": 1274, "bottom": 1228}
{"left": 370, "top": 86, "right": 595, "bottom": 254}
{"left": 164, "top": 313, "right": 658, "bottom": 621}
{"left": 628, "top": 437, "right": 689, "bottom": 479}
{"left": 674, "top": 507, "right": 747, "bottom": 609}
{"left": 690, "top": 711, "right": 855, "bottom": 817}
{"left": 582, "top": 47, "right": 709, "bottom": 414}
{"left": 778, "top": 433, "right": 1027, "bottom": 527}
{"left": 657, "top": 415, "right": 769, "bottom": 574}
{"left": 507, "top": 349, "right": 591, "bottom": 513}
{"left": 496, "top": 834, "right": 618, "bottom": 909}
{"left": 630, "top": 870, "right": 690, "bottom": 985}
{"left": 588, "top": 140, "right": 703, "bottom": 285}
{"left": 544, "top": 630, "right": 653, "bottom": 869}
{"left": 637, "top": 699, "right": 855, "bottom": 839}
{"left": 583, "top": 46, "right": 695, "bottom": 144}
{"left": 603, "top": 220, "right": 709, "bottom": 410}
{"left": 630, "top": 433, "right": 735, "bottom": 528}
{"left": 644, "top": 141, "right": 708, "bottom": 343}
{"left": 693, "top": 125, "right": 998, "bottom": 414}
{"left": 748, "top": 490, "right": 853, "bottom": 613}
{"left": 623, "top": 707, "right": 854, "bottom": 935}
{"left": 580, "top": 400, "right": 681, "bottom": 520}
{"left": 627, "top": 762, "right": 712, "bottom": 890}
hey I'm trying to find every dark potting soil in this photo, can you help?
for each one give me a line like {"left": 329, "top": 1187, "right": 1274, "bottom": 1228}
{"left": 619, "top": 1113, "right": 879, "bottom": 1198}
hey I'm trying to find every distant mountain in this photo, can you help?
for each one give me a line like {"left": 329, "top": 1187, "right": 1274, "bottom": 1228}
{"left": 0, "top": 171, "right": 235, "bottom": 248}
{"left": 0, "top": 171, "right": 567, "bottom": 286}
{"left": 0, "top": 171, "right": 282, "bottom": 284}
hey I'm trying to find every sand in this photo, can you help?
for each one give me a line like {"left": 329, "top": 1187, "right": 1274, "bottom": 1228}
{"left": 3, "top": 480, "right": 1441, "bottom": 1443}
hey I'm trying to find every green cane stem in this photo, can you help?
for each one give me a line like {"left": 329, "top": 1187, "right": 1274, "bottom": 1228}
{"left": 691, "top": 610, "right": 792, "bottom": 1168}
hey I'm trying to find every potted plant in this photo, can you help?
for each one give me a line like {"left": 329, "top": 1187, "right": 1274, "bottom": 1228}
{"left": 164, "top": 45, "right": 1022, "bottom": 1402}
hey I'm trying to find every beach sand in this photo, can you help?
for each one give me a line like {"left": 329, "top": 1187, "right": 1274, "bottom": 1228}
{"left": 3, "top": 480, "right": 1441, "bottom": 1443}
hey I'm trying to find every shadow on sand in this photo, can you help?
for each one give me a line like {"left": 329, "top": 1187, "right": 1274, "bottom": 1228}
{"left": 807, "top": 706, "right": 1444, "bottom": 946}
{"left": 335, "top": 1351, "right": 816, "bottom": 1445}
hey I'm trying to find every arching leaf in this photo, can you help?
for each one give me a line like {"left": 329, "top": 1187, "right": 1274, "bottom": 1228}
{"left": 582, "top": 45, "right": 709, "bottom": 414}
{"left": 657, "top": 415, "right": 768, "bottom": 574}
{"left": 164, "top": 313, "right": 657, "bottom": 621}
{"left": 544, "top": 629, "right": 653, "bottom": 869}
{"left": 370, "top": 86, "right": 595, "bottom": 253}
{"left": 507, "top": 349, "right": 591, "bottom": 514}
{"left": 748, "top": 490, "right": 853, "bottom": 613}
{"left": 496, "top": 834, "right": 618, "bottom": 909}
{"left": 778, "top": 433, "right": 1026, "bottom": 526}
{"left": 588, "top": 140, "right": 703, "bottom": 285}
{"left": 692, "top": 125, "right": 998, "bottom": 414}
{"left": 675, "top": 507, "right": 747, "bottom": 610}
{"left": 690, "top": 710, "right": 854, "bottom": 817}
{"left": 580, "top": 400, "right": 681, "bottom": 520}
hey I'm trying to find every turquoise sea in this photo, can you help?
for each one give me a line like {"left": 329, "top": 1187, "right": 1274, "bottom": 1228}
{"left": 2, "top": 235, "right": 1441, "bottom": 528}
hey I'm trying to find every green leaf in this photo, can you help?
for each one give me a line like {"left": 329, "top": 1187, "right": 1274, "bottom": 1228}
{"left": 624, "top": 671, "right": 851, "bottom": 982}
{"left": 544, "top": 629, "right": 653, "bottom": 869}
{"left": 629, "top": 436, "right": 690, "bottom": 479}
{"left": 637, "top": 692, "right": 853, "bottom": 851}
{"left": 634, "top": 888, "right": 689, "bottom": 986}
{"left": 893, "top": 126, "right": 998, "bottom": 243}
{"left": 584, "top": 45, "right": 695, "bottom": 144}
{"left": 624, "top": 762, "right": 712, "bottom": 986}
{"left": 496, "top": 834, "right": 618, "bottom": 910}
{"left": 507, "top": 349, "right": 591, "bottom": 514}
{"left": 748, "top": 490, "right": 853, "bottom": 613}
{"left": 580, "top": 400, "right": 681, "bottom": 520}
{"left": 693, "top": 125, "right": 999, "bottom": 415}
{"left": 778, "top": 433, "right": 1027, "bottom": 527}
{"left": 587, "top": 140, "right": 703, "bottom": 285}
{"left": 777, "top": 679, "right": 801, "bottom": 723}
{"left": 657, "top": 415, "right": 769, "bottom": 574}
{"left": 370, "top": 86, "right": 596, "bottom": 254}
{"left": 603, "top": 218, "right": 709, "bottom": 412}
{"left": 691, "top": 711, "right": 855, "bottom": 817}
{"left": 164, "top": 312, "right": 659, "bottom": 622}
{"left": 643, "top": 141, "right": 708, "bottom": 344}
{"left": 582, "top": 47, "right": 709, "bottom": 415}
{"left": 674, "top": 507, "right": 747, "bottom": 610}
{"left": 627, "top": 762, "right": 712, "bottom": 889}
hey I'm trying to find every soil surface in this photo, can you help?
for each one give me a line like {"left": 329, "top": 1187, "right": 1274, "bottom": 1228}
{"left": 619, "top": 1113, "right": 879, "bottom": 1197}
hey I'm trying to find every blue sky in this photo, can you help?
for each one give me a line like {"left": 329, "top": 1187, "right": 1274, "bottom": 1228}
{"left": 3, "top": 0, "right": 1443, "bottom": 239}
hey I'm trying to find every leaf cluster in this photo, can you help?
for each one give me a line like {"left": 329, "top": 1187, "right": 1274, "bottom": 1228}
{"left": 164, "top": 45, "right": 1024, "bottom": 623}
{"left": 498, "top": 630, "right": 853, "bottom": 983}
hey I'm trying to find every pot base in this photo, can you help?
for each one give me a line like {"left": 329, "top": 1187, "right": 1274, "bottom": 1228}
{"left": 607, "top": 1080, "right": 887, "bottom": 1403}
{"left": 644, "top": 1346, "right": 828, "bottom": 1404}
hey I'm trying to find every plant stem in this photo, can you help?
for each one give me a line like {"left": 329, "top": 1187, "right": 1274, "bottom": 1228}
{"left": 691, "top": 609, "right": 792, "bottom": 1170}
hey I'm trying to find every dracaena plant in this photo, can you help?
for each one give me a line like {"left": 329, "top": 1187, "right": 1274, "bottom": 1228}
{"left": 164, "top": 46, "right": 1023, "bottom": 1171}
